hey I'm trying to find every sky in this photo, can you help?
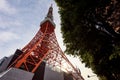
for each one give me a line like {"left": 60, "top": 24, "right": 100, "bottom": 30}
{"left": 0, "top": 0, "right": 98, "bottom": 80}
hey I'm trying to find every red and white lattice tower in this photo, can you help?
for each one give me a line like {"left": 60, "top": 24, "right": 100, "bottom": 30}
{"left": 9, "top": 5, "right": 84, "bottom": 80}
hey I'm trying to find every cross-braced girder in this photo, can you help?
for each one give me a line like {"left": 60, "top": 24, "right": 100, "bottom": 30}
{"left": 8, "top": 6, "right": 84, "bottom": 80}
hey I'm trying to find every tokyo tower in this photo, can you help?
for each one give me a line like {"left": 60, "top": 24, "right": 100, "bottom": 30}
{"left": 0, "top": 5, "right": 84, "bottom": 80}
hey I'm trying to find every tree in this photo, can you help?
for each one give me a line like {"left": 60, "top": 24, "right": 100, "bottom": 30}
{"left": 55, "top": 0, "right": 120, "bottom": 80}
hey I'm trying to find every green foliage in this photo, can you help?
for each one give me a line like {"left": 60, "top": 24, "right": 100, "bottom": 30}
{"left": 109, "top": 44, "right": 120, "bottom": 60}
{"left": 55, "top": 0, "right": 120, "bottom": 80}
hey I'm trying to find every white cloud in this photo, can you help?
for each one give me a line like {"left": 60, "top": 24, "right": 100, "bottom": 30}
{"left": 0, "top": 31, "right": 19, "bottom": 43}
{"left": 0, "top": 20, "right": 22, "bottom": 29}
{"left": 0, "top": 0, "right": 17, "bottom": 14}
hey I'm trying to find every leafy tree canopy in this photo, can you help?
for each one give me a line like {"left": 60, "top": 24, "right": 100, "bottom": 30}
{"left": 55, "top": 0, "right": 120, "bottom": 80}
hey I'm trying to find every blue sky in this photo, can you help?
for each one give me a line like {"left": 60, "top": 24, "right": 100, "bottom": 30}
{"left": 0, "top": 0, "right": 98, "bottom": 80}
{"left": 0, "top": 0, "right": 62, "bottom": 58}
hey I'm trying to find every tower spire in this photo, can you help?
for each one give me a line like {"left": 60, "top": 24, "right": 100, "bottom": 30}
{"left": 46, "top": 4, "right": 53, "bottom": 21}
{"left": 41, "top": 5, "right": 55, "bottom": 27}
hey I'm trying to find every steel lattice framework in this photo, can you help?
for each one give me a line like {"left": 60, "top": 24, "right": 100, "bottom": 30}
{"left": 8, "top": 6, "right": 84, "bottom": 80}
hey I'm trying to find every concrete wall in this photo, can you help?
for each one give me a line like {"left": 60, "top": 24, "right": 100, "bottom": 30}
{"left": 0, "top": 56, "right": 13, "bottom": 73}
{"left": 0, "top": 68, "right": 34, "bottom": 80}
{"left": 0, "top": 49, "right": 23, "bottom": 73}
